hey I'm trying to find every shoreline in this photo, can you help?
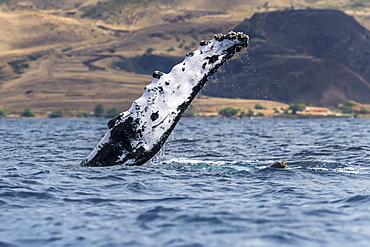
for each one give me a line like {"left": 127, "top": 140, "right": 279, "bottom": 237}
{"left": 2, "top": 114, "right": 368, "bottom": 120}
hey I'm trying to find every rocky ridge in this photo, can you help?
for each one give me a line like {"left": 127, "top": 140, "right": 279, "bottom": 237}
{"left": 202, "top": 9, "right": 370, "bottom": 107}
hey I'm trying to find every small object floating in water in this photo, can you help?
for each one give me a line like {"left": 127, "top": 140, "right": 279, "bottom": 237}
{"left": 81, "top": 31, "right": 249, "bottom": 167}
{"left": 269, "top": 160, "right": 288, "bottom": 169}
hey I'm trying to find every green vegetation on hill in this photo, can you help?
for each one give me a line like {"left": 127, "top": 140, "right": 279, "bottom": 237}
{"left": 183, "top": 104, "right": 197, "bottom": 117}
{"left": 94, "top": 104, "right": 105, "bottom": 117}
{"left": 93, "top": 104, "right": 121, "bottom": 118}
{"left": 106, "top": 107, "right": 120, "bottom": 118}
{"left": 49, "top": 110, "right": 64, "bottom": 118}
{"left": 360, "top": 107, "right": 368, "bottom": 114}
{"left": 254, "top": 103, "right": 265, "bottom": 110}
{"left": 246, "top": 109, "right": 254, "bottom": 117}
{"left": 289, "top": 103, "right": 306, "bottom": 114}
{"left": 219, "top": 107, "right": 240, "bottom": 117}
{"left": 340, "top": 101, "right": 356, "bottom": 113}
{"left": 218, "top": 106, "right": 269, "bottom": 118}
{"left": 0, "top": 109, "right": 8, "bottom": 118}
{"left": 21, "top": 108, "right": 36, "bottom": 117}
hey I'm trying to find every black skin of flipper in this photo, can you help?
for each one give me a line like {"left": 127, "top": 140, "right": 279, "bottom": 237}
{"left": 81, "top": 33, "right": 248, "bottom": 167}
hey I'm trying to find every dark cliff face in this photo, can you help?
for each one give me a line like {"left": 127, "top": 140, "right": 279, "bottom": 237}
{"left": 202, "top": 9, "right": 370, "bottom": 106}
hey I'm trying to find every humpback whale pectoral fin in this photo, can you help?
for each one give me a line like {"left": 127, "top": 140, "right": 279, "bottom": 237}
{"left": 81, "top": 31, "right": 250, "bottom": 167}
{"left": 108, "top": 115, "right": 120, "bottom": 129}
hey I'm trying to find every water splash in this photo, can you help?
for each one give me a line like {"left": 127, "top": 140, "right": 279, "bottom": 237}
{"left": 156, "top": 158, "right": 257, "bottom": 172}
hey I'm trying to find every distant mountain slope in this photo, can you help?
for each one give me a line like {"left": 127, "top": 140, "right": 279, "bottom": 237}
{"left": 201, "top": 9, "right": 370, "bottom": 107}
{"left": 3, "top": 2, "right": 370, "bottom": 114}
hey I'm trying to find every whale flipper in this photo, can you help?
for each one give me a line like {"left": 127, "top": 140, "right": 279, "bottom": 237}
{"left": 81, "top": 31, "right": 249, "bottom": 167}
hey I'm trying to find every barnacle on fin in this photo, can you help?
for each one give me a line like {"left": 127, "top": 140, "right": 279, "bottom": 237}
{"left": 152, "top": 71, "right": 163, "bottom": 79}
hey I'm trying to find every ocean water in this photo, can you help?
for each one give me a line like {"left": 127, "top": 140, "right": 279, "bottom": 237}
{"left": 1, "top": 117, "right": 370, "bottom": 246}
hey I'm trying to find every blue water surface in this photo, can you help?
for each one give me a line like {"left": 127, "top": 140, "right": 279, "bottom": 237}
{"left": 1, "top": 118, "right": 370, "bottom": 246}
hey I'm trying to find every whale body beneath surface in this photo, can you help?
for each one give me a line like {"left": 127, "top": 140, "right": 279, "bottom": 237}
{"left": 81, "top": 31, "right": 249, "bottom": 167}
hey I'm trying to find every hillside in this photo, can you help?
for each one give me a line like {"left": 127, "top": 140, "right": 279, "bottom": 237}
{"left": 1, "top": 0, "right": 370, "bottom": 115}
{"left": 202, "top": 9, "right": 370, "bottom": 107}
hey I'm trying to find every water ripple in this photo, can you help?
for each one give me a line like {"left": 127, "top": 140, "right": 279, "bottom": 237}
{"left": 1, "top": 118, "right": 370, "bottom": 246}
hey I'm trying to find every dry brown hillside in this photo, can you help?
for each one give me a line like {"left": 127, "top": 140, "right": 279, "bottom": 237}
{"left": 1, "top": 0, "right": 370, "bottom": 116}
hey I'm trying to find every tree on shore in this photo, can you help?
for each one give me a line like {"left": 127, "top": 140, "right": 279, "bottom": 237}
{"left": 0, "top": 109, "right": 8, "bottom": 118}
{"left": 94, "top": 104, "right": 105, "bottom": 117}
{"left": 340, "top": 101, "right": 356, "bottom": 114}
{"left": 289, "top": 103, "right": 306, "bottom": 114}
{"left": 106, "top": 107, "right": 120, "bottom": 118}
{"left": 49, "top": 110, "right": 64, "bottom": 118}
{"left": 219, "top": 107, "right": 240, "bottom": 117}
{"left": 183, "top": 104, "right": 196, "bottom": 117}
{"left": 254, "top": 103, "right": 265, "bottom": 110}
{"left": 21, "top": 107, "right": 36, "bottom": 117}
{"left": 360, "top": 107, "right": 368, "bottom": 114}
